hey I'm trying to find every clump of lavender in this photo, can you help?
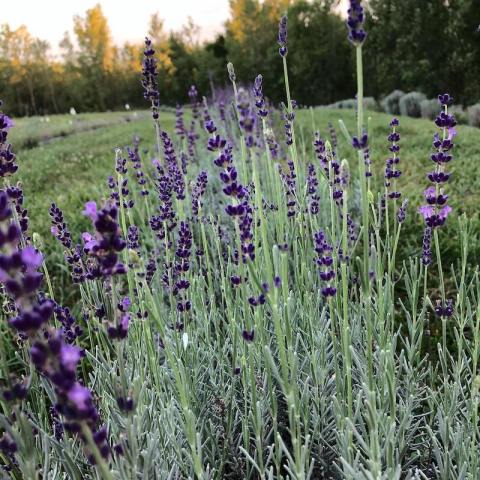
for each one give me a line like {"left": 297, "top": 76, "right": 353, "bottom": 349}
{"left": 347, "top": 0, "right": 367, "bottom": 45}
{"left": 313, "top": 230, "right": 336, "bottom": 297}
{"left": 418, "top": 94, "right": 456, "bottom": 228}
{"left": 141, "top": 37, "right": 160, "bottom": 120}
{"left": 0, "top": 191, "right": 110, "bottom": 468}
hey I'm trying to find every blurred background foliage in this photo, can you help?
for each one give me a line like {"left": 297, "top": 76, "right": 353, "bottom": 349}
{"left": 1, "top": 0, "right": 480, "bottom": 117}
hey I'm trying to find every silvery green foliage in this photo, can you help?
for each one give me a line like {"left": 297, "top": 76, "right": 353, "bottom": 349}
{"left": 420, "top": 99, "right": 440, "bottom": 120}
{"left": 467, "top": 104, "right": 480, "bottom": 127}
{"left": 328, "top": 97, "right": 379, "bottom": 111}
{"left": 449, "top": 105, "right": 468, "bottom": 125}
{"left": 380, "top": 90, "right": 405, "bottom": 115}
{"left": 399, "top": 92, "right": 427, "bottom": 118}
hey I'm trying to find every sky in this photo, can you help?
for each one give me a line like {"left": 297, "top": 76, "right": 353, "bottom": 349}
{"left": 2, "top": 0, "right": 232, "bottom": 49}
{"left": 3, "top": 0, "right": 350, "bottom": 52}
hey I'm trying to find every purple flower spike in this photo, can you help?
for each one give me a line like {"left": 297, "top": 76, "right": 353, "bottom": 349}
{"left": 253, "top": 74, "right": 268, "bottom": 117}
{"left": 242, "top": 329, "right": 255, "bottom": 342}
{"left": 141, "top": 37, "right": 160, "bottom": 120}
{"left": 419, "top": 93, "right": 456, "bottom": 231}
{"left": 278, "top": 15, "right": 288, "bottom": 56}
{"left": 347, "top": 0, "right": 367, "bottom": 45}
{"left": 313, "top": 230, "right": 336, "bottom": 298}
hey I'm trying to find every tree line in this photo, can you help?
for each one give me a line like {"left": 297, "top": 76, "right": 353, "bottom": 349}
{"left": 1, "top": 0, "right": 479, "bottom": 117}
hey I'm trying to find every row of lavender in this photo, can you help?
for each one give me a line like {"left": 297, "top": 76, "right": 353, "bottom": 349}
{"left": 0, "top": 1, "right": 478, "bottom": 478}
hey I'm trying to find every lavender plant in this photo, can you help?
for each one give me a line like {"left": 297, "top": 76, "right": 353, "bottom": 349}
{"left": 1, "top": 3, "right": 479, "bottom": 479}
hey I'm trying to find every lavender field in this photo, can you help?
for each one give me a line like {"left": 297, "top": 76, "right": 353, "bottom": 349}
{"left": 1, "top": 1, "right": 480, "bottom": 479}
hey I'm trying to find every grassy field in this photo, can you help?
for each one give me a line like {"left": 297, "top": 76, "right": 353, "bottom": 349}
{"left": 14, "top": 108, "right": 479, "bottom": 273}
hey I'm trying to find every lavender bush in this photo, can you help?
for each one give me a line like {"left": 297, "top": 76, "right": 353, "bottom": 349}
{"left": 380, "top": 89, "right": 405, "bottom": 115}
{"left": 0, "top": 3, "right": 479, "bottom": 479}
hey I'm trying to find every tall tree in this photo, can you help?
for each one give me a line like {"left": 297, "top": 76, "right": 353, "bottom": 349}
{"left": 73, "top": 4, "right": 114, "bottom": 109}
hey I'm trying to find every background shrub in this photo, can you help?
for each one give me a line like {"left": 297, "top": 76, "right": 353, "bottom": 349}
{"left": 380, "top": 90, "right": 405, "bottom": 115}
{"left": 420, "top": 99, "right": 440, "bottom": 120}
{"left": 399, "top": 91, "right": 427, "bottom": 118}
{"left": 450, "top": 105, "right": 468, "bottom": 125}
{"left": 467, "top": 104, "right": 480, "bottom": 127}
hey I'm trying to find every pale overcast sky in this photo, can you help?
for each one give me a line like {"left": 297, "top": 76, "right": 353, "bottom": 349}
{"left": 3, "top": 0, "right": 350, "bottom": 51}
{"left": 2, "top": 0, "right": 231, "bottom": 48}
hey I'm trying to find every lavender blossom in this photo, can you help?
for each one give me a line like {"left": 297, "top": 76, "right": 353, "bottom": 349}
{"left": 313, "top": 230, "right": 336, "bottom": 297}
{"left": 237, "top": 88, "right": 256, "bottom": 148}
{"left": 127, "top": 138, "right": 149, "bottom": 196}
{"left": 191, "top": 171, "right": 208, "bottom": 217}
{"left": 384, "top": 118, "right": 402, "bottom": 200}
{"left": 141, "top": 37, "right": 160, "bottom": 120}
{"left": 419, "top": 94, "right": 456, "bottom": 228}
{"left": 307, "top": 163, "right": 319, "bottom": 214}
{"left": 278, "top": 15, "right": 288, "bottom": 57}
{"left": 175, "top": 104, "right": 186, "bottom": 140}
{"left": 422, "top": 227, "right": 432, "bottom": 266}
{"left": 253, "top": 74, "right": 268, "bottom": 117}
{"left": 0, "top": 109, "right": 18, "bottom": 178}
{"left": 347, "top": 0, "right": 367, "bottom": 45}
{"left": 82, "top": 201, "right": 127, "bottom": 278}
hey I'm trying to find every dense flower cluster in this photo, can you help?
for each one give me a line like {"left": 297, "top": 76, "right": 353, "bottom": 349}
{"left": 419, "top": 94, "right": 457, "bottom": 228}
{"left": 141, "top": 37, "right": 160, "bottom": 120}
